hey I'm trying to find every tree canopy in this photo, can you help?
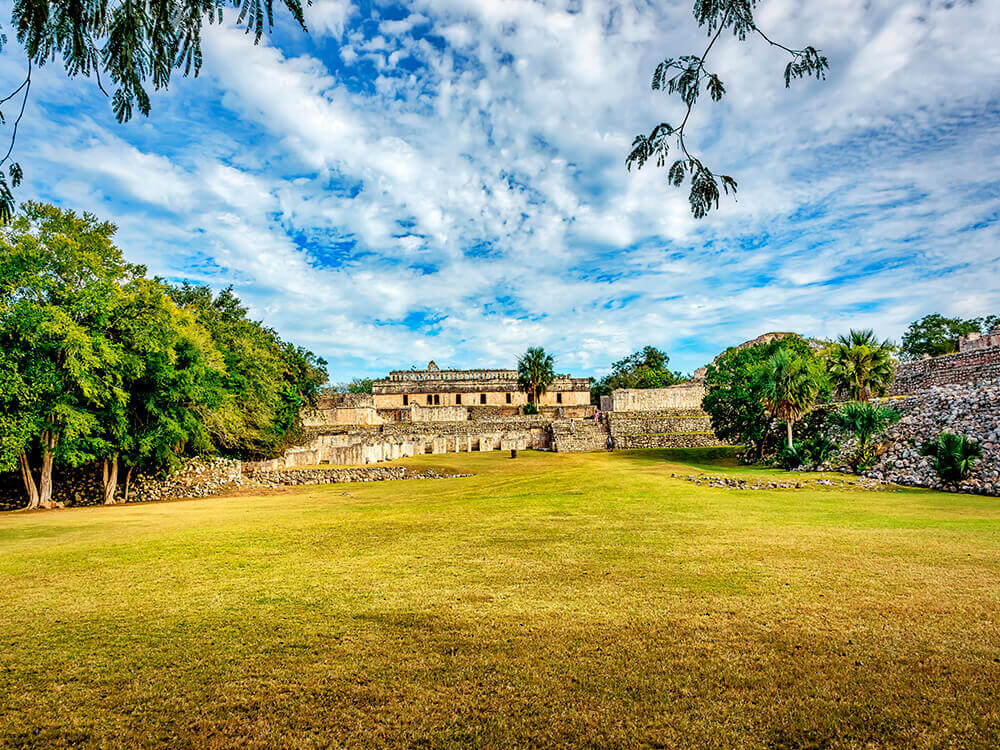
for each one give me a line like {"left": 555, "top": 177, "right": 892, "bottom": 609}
{"left": 755, "top": 348, "right": 826, "bottom": 449}
{"left": 517, "top": 347, "right": 555, "bottom": 405}
{"left": 0, "top": 202, "right": 326, "bottom": 508}
{"left": 825, "top": 329, "right": 895, "bottom": 401}
{"left": 899, "top": 314, "right": 999, "bottom": 360}
{"left": 628, "top": 0, "right": 829, "bottom": 218}
{"left": 591, "top": 346, "right": 682, "bottom": 404}
{"left": 702, "top": 334, "right": 825, "bottom": 460}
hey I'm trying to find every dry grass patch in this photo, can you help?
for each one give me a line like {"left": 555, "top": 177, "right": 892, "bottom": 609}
{"left": 1, "top": 448, "right": 999, "bottom": 748}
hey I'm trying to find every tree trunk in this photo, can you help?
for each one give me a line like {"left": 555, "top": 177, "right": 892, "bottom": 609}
{"left": 786, "top": 421, "right": 794, "bottom": 449}
{"left": 123, "top": 466, "right": 133, "bottom": 504}
{"left": 38, "top": 430, "right": 60, "bottom": 509}
{"left": 102, "top": 454, "right": 119, "bottom": 505}
{"left": 18, "top": 451, "right": 40, "bottom": 509}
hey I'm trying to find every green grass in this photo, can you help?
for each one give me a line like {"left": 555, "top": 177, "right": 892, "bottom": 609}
{"left": 2, "top": 448, "right": 999, "bottom": 748}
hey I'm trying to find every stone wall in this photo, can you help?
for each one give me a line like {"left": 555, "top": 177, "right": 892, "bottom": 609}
{"left": 550, "top": 418, "right": 610, "bottom": 452}
{"left": 607, "top": 383, "right": 705, "bottom": 411}
{"left": 607, "top": 410, "right": 729, "bottom": 450}
{"left": 860, "top": 380, "right": 1000, "bottom": 496}
{"left": 0, "top": 458, "right": 243, "bottom": 510}
{"left": 891, "top": 347, "right": 1000, "bottom": 395}
{"left": 250, "top": 418, "right": 550, "bottom": 469}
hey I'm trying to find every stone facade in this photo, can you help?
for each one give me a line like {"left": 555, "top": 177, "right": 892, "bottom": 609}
{"left": 958, "top": 324, "right": 1000, "bottom": 353}
{"left": 372, "top": 361, "right": 590, "bottom": 411}
{"left": 603, "top": 384, "right": 705, "bottom": 412}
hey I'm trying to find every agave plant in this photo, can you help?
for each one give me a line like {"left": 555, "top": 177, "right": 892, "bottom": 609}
{"left": 920, "top": 432, "right": 983, "bottom": 483}
{"left": 828, "top": 401, "right": 900, "bottom": 472}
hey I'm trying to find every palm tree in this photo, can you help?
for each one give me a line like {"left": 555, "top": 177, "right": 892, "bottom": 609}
{"left": 517, "top": 347, "right": 555, "bottom": 405}
{"left": 829, "top": 401, "right": 900, "bottom": 472}
{"left": 756, "top": 349, "right": 825, "bottom": 449}
{"left": 826, "top": 329, "right": 895, "bottom": 401}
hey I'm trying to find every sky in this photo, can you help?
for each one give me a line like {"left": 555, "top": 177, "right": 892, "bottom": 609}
{"left": 3, "top": 0, "right": 999, "bottom": 382}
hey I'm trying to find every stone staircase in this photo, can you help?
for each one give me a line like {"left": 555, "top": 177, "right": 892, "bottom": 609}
{"left": 549, "top": 417, "right": 610, "bottom": 452}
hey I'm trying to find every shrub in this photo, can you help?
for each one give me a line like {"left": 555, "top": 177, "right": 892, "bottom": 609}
{"left": 920, "top": 432, "right": 982, "bottom": 483}
{"left": 802, "top": 434, "right": 838, "bottom": 466}
{"left": 779, "top": 443, "right": 808, "bottom": 470}
{"left": 523, "top": 402, "right": 540, "bottom": 415}
{"left": 828, "top": 402, "right": 900, "bottom": 473}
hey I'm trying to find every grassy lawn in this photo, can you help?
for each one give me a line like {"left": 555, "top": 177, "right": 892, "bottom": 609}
{"left": 2, "top": 448, "right": 999, "bottom": 748}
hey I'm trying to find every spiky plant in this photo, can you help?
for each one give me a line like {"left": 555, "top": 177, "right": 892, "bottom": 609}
{"left": 826, "top": 329, "right": 895, "bottom": 401}
{"left": 828, "top": 401, "right": 900, "bottom": 472}
{"left": 920, "top": 432, "right": 983, "bottom": 483}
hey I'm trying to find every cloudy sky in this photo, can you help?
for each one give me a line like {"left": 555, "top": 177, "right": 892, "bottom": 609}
{"left": 4, "top": 0, "right": 999, "bottom": 380}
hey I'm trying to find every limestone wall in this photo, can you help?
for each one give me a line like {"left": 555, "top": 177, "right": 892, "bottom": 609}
{"left": 550, "top": 419, "right": 609, "bottom": 452}
{"left": 607, "top": 383, "right": 705, "bottom": 412}
{"left": 607, "top": 410, "right": 729, "bottom": 450}
{"left": 891, "top": 347, "right": 1000, "bottom": 395}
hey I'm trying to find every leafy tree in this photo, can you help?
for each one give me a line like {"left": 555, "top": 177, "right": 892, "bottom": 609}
{"left": 755, "top": 349, "right": 826, "bottom": 449}
{"left": 828, "top": 401, "right": 900, "bottom": 473}
{"left": 79, "top": 279, "right": 226, "bottom": 503}
{"left": 166, "top": 283, "right": 326, "bottom": 459}
{"left": 702, "top": 334, "right": 821, "bottom": 461}
{"left": 900, "top": 314, "right": 1000, "bottom": 360}
{"left": 591, "top": 346, "right": 682, "bottom": 403}
{"left": 825, "top": 329, "right": 895, "bottom": 401}
{"left": 0, "top": 202, "right": 137, "bottom": 507}
{"left": 920, "top": 433, "right": 982, "bottom": 484}
{"left": 0, "top": 0, "right": 310, "bottom": 221}
{"left": 628, "top": 0, "right": 829, "bottom": 218}
{"left": 517, "top": 347, "right": 555, "bottom": 405}
{"left": 338, "top": 378, "right": 373, "bottom": 394}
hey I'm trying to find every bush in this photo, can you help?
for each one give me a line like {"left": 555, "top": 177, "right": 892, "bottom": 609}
{"left": 523, "top": 402, "right": 540, "bottom": 415}
{"left": 802, "top": 434, "right": 838, "bottom": 466}
{"left": 828, "top": 402, "right": 900, "bottom": 473}
{"left": 779, "top": 443, "right": 808, "bottom": 470}
{"left": 920, "top": 432, "right": 982, "bottom": 483}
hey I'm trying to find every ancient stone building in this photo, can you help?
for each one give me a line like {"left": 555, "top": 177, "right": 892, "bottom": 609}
{"left": 372, "top": 361, "right": 591, "bottom": 414}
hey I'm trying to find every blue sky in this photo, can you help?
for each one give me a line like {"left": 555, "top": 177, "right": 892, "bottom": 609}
{"left": 3, "top": 0, "right": 999, "bottom": 381}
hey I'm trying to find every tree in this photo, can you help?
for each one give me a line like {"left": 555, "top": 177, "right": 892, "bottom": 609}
{"left": 0, "top": 202, "right": 137, "bottom": 507}
{"left": 166, "top": 283, "right": 326, "bottom": 459}
{"left": 78, "top": 279, "right": 226, "bottom": 504}
{"left": 702, "top": 334, "right": 822, "bottom": 460}
{"left": 627, "top": 0, "right": 829, "bottom": 218}
{"left": 825, "top": 329, "right": 895, "bottom": 401}
{"left": 828, "top": 401, "right": 900, "bottom": 473}
{"left": 920, "top": 433, "right": 982, "bottom": 484}
{"left": 591, "top": 346, "right": 682, "bottom": 403}
{"left": 338, "top": 378, "right": 373, "bottom": 394}
{"left": 756, "top": 349, "right": 825, "bottom": 449}
{"left": 517, "top": 347, "right": 555, "bottom": 405}
{"left": 900, "top": 314, "right": 999, "bottom": 360}
{"left": 0, "top": 0, "right": 310, "bottom": 221}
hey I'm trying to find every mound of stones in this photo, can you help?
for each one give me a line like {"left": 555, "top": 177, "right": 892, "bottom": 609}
{"left": 243, "top": 466, "right": 472, "bottom": 488}
{"left": 861, "top": 380, "right": 1000, "bottom": 496}
{"left": 675, "top": 473, "right": 886, "bottom": 491}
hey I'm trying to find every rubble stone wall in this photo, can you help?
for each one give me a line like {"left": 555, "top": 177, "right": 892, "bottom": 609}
{"left": 891, "top": 348, "right": 1000, "bottom": 395}
{"left": 824, "top": 380, "right": 1000, "bottom": 496}
{"left": 1, "top": 458, "right": 243, "bottom": 510}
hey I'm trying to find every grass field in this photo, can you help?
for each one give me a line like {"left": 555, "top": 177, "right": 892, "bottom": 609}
{"left": 2, "top": 448, "right": 999, "bottom": 748}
